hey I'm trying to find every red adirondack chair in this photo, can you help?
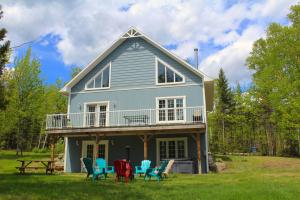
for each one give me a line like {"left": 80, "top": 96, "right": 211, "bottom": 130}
{"left": 114, "top": 160, "right": 134, "bottom": 182}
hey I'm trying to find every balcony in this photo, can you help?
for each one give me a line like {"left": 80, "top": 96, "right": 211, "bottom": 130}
{"left": 46, "top": 106, "right": 205, "bottom": 130}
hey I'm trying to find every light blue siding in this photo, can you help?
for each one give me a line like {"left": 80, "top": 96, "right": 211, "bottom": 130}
{"left": 65, "top": 138, "right": 81, "bottom": 173}
{"left": 71, "top": 37, "right": 202, "bottom": 93}
{"left": 70, "top": 85, "right": 203, "bottom": 113}
{"left": 70, "top": 37, "right": 204, "bottom": 113}
{"left": 65, "top": 36, "right": 208, "bottom": 174}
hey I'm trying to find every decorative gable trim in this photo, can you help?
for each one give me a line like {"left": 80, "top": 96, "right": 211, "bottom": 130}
{"left": 121, "top": 29, "right": 143, "bottom": 38}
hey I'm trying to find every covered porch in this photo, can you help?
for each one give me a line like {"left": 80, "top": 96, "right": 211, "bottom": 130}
{"left": 47, "top": 123, "right": 208, "bottom": 174}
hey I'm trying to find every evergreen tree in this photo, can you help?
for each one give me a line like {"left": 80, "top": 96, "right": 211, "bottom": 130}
{"left": 213, "top": 68, "right": 235, "bottom": 153}
{"left": 0, "top": 6, "right": 11, "bottom": 110}
{"left": 215, "top": 68, "right": 235, "bottom": 114}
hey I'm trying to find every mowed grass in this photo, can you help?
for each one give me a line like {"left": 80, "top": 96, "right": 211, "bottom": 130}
{"left": 0, "top": 151, "right": 300, "bottom": 200}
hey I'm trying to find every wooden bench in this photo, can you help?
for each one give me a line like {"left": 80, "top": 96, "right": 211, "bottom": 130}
{"left": 124, "top": 115, "right": 149, "bottom": 126}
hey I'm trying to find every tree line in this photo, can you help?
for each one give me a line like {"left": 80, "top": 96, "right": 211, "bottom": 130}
{"left": 0, "top": 4, "right": 299, "bottom": 157}
{"left": 208, "top": 4, "right": 300, "bottom": 157}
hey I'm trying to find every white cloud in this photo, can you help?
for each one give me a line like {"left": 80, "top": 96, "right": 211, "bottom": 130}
{"left": 0, "top": 0, "right": 298, "bottom": 83}
{"left": 199, "top": 25, "right": 265, "bottom": 84}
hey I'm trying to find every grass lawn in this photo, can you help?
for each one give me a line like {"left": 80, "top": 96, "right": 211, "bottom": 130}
{"left": 0, "top": 150, "right": 300, "bottom": 200}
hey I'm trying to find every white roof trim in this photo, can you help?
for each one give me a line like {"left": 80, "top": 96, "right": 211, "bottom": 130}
{"left": 61, "top": 27, "right": 211, "bottom": 94}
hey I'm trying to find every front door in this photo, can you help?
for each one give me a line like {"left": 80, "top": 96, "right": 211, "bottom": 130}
{"left": 82, "top": 140, "right": 109, "bottom": 171}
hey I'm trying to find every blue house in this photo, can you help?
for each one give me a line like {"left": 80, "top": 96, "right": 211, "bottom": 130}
{"left": 46, "top": 27, "right": 214, "bottom": 174}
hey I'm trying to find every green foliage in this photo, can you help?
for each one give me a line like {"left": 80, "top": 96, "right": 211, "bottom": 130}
{"left": 71, "top": 66, "right": 82, "bottom": 78}
{"left": 54, "top": 138, "right": 65, "bottom": 154}
{"left": 215, "top": 68, "right": 235, "bottom": 114}
{"left": 209, "top": 68, "right": 235, "bottom": 153}
{"left": 0, "top": 48, "right": 67, "bottom": 152}
{"left": 32, "top": 147, "right": 49, "bottom": 153}
{"left": 209, "top": 3, "right": 300, "bottom": 157}
{"left": 0, "top": 6, "right": 11, "bottom": 110}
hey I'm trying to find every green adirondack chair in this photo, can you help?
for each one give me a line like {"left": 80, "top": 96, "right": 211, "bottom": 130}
{"left": 81, "top": 157, "right": 104, "bottom": 181}
{"left": 144, "top": 160, "right": 169, "bottom": 182}
{"left": 135, "top": 160, "right": 151, "bottom": 176}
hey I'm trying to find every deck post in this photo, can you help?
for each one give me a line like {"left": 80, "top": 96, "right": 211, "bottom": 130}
{"left": 51, "top": 137, "right": 56, "bottom": 170}
{"left": 144, "top": 134, "right": 148, "bottom": 160}
{"left": 196, "top": 133, "right": 201, "bottom": 174}
{"left": 95, "top": 134, "right": 99, "bottom": 159}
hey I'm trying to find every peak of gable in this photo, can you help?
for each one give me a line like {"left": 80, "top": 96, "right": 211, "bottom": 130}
{"left": 122, "top": 27, "right": 143, "bottom": 38}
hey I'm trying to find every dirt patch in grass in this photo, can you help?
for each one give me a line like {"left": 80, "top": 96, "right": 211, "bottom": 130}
{"left": 262, "top": 158, "right": 300, "bottom": 169}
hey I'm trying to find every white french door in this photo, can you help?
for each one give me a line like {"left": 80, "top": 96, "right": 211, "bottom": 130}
{"left": 81, "top": 140, "right": 109, "bottom": 171}
{"left": 85, "top": 102, "right": 109, "bottom": 127}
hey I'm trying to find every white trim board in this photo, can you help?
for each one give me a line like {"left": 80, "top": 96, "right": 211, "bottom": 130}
{"left": 64, "top": 137, "right": 68, "bottom": 172}
{"left": 61, "top": 27, "right": 212, "bottom": 94}
{"left": 70, "top": 83, "right": 203, "bottom": 95}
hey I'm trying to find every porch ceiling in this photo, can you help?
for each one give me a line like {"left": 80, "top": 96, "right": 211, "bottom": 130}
{"left": 45, "top": 123, "right": 206, "bottom": 137}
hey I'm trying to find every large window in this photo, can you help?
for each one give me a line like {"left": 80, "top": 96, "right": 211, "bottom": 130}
{"left": 157, "top": 97, "right": 185, "bottom": 123}
{"left": 156, "top": 58, "right": 184, "bottom": 85}
{"left": 85, "top": 63, "right": 111, "bottom": 89}
{"left": 157, "top": 138, "right": 188, "bottom": 161}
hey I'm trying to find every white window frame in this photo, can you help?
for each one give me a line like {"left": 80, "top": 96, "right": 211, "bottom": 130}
{"left": 155, "top": 57, "right": 185, "bottom": 86}
{"left": 156, "top": 137, "right": 188, "bottom": 164}
{"left": 85, "top": 62, "right": 111, "bottom": 90}
{"left": 155, "top": 96, "right": 186, "bottom": 124}
{"left": 83, "top": 101, "right": 110, "bottom": 127}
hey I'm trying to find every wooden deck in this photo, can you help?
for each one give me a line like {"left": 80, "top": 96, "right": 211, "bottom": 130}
{"left": 45, "top": 123, "right": 206, "bottom": 137}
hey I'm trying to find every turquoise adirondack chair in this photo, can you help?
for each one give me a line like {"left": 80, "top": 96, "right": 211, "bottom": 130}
{"left": 135, "top": 160, "right": 151, "bottom": 176}
{"left": 81, "top": 157, "right": 105, "bottom": 181}
{"left": 144, "top": 160, "right": 169, "bottom": 182}
{"left": 95, "top": 158, "right": 114, "bottom": 178}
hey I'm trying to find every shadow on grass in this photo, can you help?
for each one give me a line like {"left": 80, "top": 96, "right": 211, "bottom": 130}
{"left": 0, "top": 174, "right": 160, "bottom": 200}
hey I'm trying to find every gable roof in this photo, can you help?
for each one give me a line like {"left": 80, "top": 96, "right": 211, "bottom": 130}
{"left": 61, "top": 27, "right": 212, "bottom": 94}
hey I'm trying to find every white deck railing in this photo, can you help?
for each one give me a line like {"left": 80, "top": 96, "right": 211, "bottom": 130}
{"left": 46, "top": 106, "right": 204, "bottom": 130}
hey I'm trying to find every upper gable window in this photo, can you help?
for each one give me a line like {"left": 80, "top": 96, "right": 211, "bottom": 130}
{"left": 85, "top": 63, "right": 111, "bottom": 90}
{"left": 156, "top": 58, "right": 184, "bottom": 85}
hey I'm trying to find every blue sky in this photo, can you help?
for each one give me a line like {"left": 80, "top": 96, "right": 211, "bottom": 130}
{"left": 2, "top": 0, "right": 297, "bottom": 87}
{"left": 11, "top": 34, "right": 74, "bottom": 84}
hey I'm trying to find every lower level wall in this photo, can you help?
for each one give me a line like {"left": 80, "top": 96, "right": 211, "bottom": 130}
{"left": 65, "top": 132, "right": 208, "bottom": 174}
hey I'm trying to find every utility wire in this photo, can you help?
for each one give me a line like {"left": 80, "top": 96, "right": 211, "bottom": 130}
{"left": 11, "top": 37, "right": 40, "bottom": 49}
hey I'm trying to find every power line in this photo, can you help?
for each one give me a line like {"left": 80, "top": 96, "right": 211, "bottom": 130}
{"left": 11, "top": 38, "right": 39, "bottom": 49}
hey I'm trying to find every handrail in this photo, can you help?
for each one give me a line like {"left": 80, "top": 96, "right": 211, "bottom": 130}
{"left": 46, "top": 106, "right": 204, "bottom": 129}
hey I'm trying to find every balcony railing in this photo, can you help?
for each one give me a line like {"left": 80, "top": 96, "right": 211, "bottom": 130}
{"left": 46, "top": 106, "right": 204, "bottom": 130}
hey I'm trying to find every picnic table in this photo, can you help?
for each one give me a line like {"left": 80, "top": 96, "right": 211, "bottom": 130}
{"left": 124, "top": 115, "right": 149, "bottom": 126}
{"left": 16, "top": 160, "right": 54, "bottom": 175}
